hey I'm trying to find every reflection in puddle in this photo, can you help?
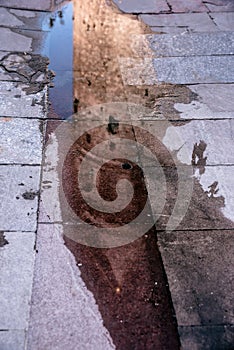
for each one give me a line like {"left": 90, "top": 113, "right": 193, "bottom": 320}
{"left": 45, "top": 0, "right": 181, "bottom": 348}
{"left": 42, "top": 2, "right": 73, "bottom": 118}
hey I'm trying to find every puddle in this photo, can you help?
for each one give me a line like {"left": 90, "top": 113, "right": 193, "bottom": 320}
{"left": 42, "top": 2, "right": 73, "bottom": 119}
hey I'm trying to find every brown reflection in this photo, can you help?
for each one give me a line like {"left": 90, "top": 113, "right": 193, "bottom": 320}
{"left": 63, "top": 0, "right": 181, "bottom": 348}
{"left": 73, "top": 0, "right": 151, "bottom": 108}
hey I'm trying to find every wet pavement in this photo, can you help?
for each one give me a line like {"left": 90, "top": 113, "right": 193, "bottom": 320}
{"left": 0, "top": 0, "right": 234, "bottom": 349}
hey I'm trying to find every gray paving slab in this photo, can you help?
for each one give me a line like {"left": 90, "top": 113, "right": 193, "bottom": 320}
{"left": 158, "top": 230, "right": 234, "bottom": 326}
{"left": 205, "top": 0, "right": 234, "bottom": 12}
{"left": 134, "top": 120, "right": 234, "bottom": 166}
{"left": 0, "top": 7, "right": 49, "bottom": 31}
{"left": 112, "top": 0, "right": 169, "bottom": 13}
{"left": 119, "top": 57, "right": 157, "bottom": 85}
{"left": 145, "top": 165, "right": 234, "bottom": 231}
{"left": 153, "top": 56, "right": 234, "bottom": 84}
{"left": 0, "top": 330, "right": 25, "bottom": 350}
{"left": 0, "top": 231, "right": 35, "bottom": 329}
{"left": 140, "top": 13, "right": 218, "bottom": 33}
{"left": 0, "top": 82, "right": 47, "bottom": 119}
{"left": 0, "top": 27, "right": 48, "bottom": 53}
{"left": 27, "top": 223, "right": 115, "bottom": 350}
{"left": 211, "top": 12, "right": 234, "bottom": 31}
{"left": 175, "top": 84, "right": 234, "bottom": 119}
{"left": 167, "top": 0, "right": 208, "bottom": 13}
{"left": 0, "top": 118, "right": 43, "bottom": 164}
{"left": 0, "top": 0, "right": 52, "bottom": 11}
{"left": 148, "top": 32, "right": 234, "bottom": 57}
{"left": 0, "top": 165, "right": 41, "bottom": 231}
{"left": 178, "top": 325, "right": 234, "bottom": 350}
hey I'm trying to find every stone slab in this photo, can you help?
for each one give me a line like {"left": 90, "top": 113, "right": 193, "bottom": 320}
{"left": 175, "top": 84, "right": 234, "bottom": 119}
{"left": 153, "top": 56, "right": 234, "bottom": 84}
{"left": 158, "top": 230, "right": 234, "bottom": 326}
{"left": 0, "top": 7, "right": 49, "bottom": 31}
{"left": 140, "top": 13, "right": 218, "bottom": 33}
{"left": 179, "top": 325, "right": 234, "bottom": 350}
{"left": 0, "top": 27, "right": 48, "bottom": 54}
{"left": 148, "top": 32, "right": 234, "bottom": 57}
{"left": 27, "top": 223, "right": 115, "bottom": 350}
{"left": 0, "top": 165, "right": 41, "bottom": 231}
{"left": 145, "top": 165, "right": 234, "bottom": 231}
{"left": 167, "top": 0, "right": 208, "bottom": 12}
{"left": 0, "top": 330, "right": 25, "bottom": 350}
{"left": 211, "top": 12, "right": 234, "bottom": 31}
{"left": 0, "top": 118, "right": 43, "bottom": 164}
{"left": 0, "top": 231, "right": 35, "bottom": 329}
{"left": 205, "top": 0, "right": 234, "bottom": 12}
{"left": 134, "top": 119, "right": 234, "bottom": 166}
{"left": 0, "top": 82, "right": 47, "bottom": 119}
{"left": 112, "top": 0, "right": 170, "bottom": 13}
{"left": 0, "top": 0, "right": 52, "bottom": 11}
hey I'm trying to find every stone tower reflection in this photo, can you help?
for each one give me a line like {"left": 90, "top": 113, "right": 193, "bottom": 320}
{"left": 73, "top": 0, "right": 150, "bottom": 109}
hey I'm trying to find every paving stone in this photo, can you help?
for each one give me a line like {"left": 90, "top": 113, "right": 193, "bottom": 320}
{"left": 0, "top": 27, "right": 32, "bottom": 52}
{"left": 175, "top": 84, "right": 234, "bottom": 119}
{"left": 0, "top": 0, "right": 52, "bottom": 11}
{"left": 158, "top": 230, "right": 234, "bottom": 326}
{"left": 140, "top": 13, "right": 218, "bottom": 33}
{"left": 112, "top": 0, "right": 170, "bottom": 13}
{"left": 0, "top": 7, "right": 49, "bottom": 31}
{"left": 0, "top": 166, "right": 41, "bottom": 231}
{"left": 211, "top": 12, "right": 234, "bottom": 31}
{"left": 0, "top": 330, "right": 25, "bottom": 350}
{"left": 0, "top": 82, "right": 47, "bottom": 119}
{"left": 153, "top": 56, "right": 234, "bottom": 84}
{"left": 167, "top": 0, "right": 208, "bottom": 12}
{"left": 205, "top": 0, "right": 234, "bottom": 12}
{"left": 27, "top": 223, "right": 115, "bottom": 350}
{"left": 0, "top": 27, "right": 48, "bottom": 53}
{"left": 0, "top": 231, "right": 35, "bottom": 329}
{"left": 0, "top": 118, "right": 43, "bottom": 164}
{"left": 134, "top": 120, "right": 234, "bottom": 166}
{"left": 148, "top": 32, "right": 234, "bottom": 57}
{"left": 179, "top": 325, "right": 234, "bottom": 350}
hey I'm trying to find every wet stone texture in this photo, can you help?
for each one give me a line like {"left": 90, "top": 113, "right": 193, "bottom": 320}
{"left": 158, "top": 230, "right": 234, "bottom": 348}
{"left": 0, "top": 166, "right": 41, "bottom": 232}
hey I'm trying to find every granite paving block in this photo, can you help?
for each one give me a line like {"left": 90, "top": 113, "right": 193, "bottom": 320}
{"left": 148, "top": 32, "right": 234, "bottom": 57}
{"left": 0, "top": 27, "right": 32, "bottom": 52}
{"left": 145, "top": 165, "right": 234, "bottom": 231}
{"left": 0, "top": 0, "right": 52, "bottom": 11}
{"left": 134, "top": 119, "right": 234, "bottom": 166}
{"left": 0, "top": 166, "right": 41, "bottom": 231}
{"left": 0, "top": 7, "right": 49, "bottom": 31}
{"left": 211, "top": 12, "right": 234, "bottom": 31}
{"left": 205, "top": 0, "right": 234, "bottom": 12}
{"left": 140, "top": 13, "right": 218, "bottom": 33}
{"left": 0, "top": 231, "right": 35, "bottom": 329}
{"left": 112, "top": 0, "right": 170, "bottom": 13}
{"left": 0, "top": 330, "right": 25, "bottom": 350}
{"left": 158, "top": 230, "right": 234, "bottom": 326}
{"left": 0, "top": 27, "right": 48, "bottom": 54}
{"left": 175, "top": 84, "right": 234, "bottom": 119}
{"left": 179, "top": 325, "right": 234, "bottom": 350}
{"left": 0, "top": 118, "right": 43, "bottom": 164}
{"left": 167, "top": 0, "right": 208, "bottom": 12}
{"left": 27, "top": 223, "right": 114, "bottom": 350}
{"left": 0, "top": 82, "right": 47, "bottom": 119}
{"left": 153, "top": 56, "right": 234, "bottom": 84}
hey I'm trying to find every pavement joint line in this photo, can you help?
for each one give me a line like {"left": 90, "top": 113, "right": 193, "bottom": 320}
{"left": 0, "top": 6, "right": 52, "bottom": 13}
{"left": 0, "top": 26, "right": 50, "bottom": 33}
{"left": 0, "top": 163, "right": 41, "bottom": 166}
{"left": 156, "top": 227, "right": 234, "bottom": 233}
